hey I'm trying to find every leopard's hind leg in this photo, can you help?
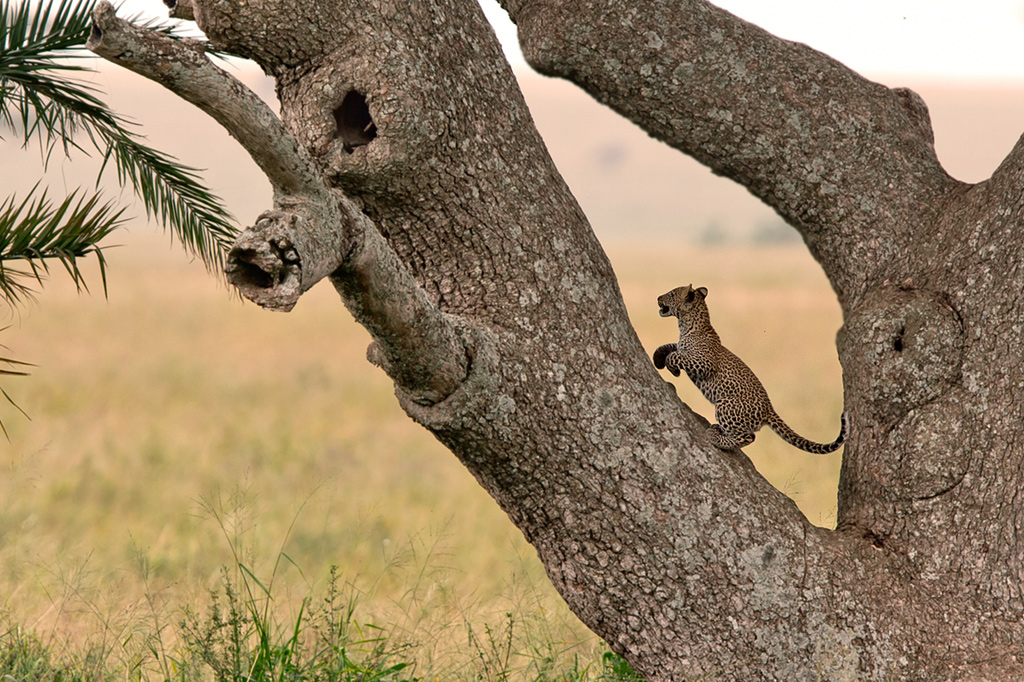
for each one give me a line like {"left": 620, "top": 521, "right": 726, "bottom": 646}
{"left": 706, "top": 424, "right": 756, "bottom": 450}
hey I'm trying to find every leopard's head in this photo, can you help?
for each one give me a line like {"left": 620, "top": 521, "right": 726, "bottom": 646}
{"left": 658, "top": 284, "right": 709, "bottom": 327}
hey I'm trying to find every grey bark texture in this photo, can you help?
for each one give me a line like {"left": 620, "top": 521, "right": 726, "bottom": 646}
{"left": 89, "top": 0, "right": 1024, "bottom": 679}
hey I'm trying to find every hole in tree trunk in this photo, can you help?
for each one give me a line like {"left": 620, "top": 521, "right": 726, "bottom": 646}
{"left": 227, "top": 254, "right": 275, "bottom": 290}
{"left": 893, "top": 326, "right": 905, "bottom": 352}
{"left": 334, "top": 90, "right": 377, "bottom": 154}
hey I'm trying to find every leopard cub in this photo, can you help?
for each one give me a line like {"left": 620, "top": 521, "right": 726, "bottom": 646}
{"left": 653, "top": 284, "right": 847, "bottom": 453}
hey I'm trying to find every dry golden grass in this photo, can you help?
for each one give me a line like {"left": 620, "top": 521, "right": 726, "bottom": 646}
{"left": 1, "top": 230, "right": 843, "bottom": 658}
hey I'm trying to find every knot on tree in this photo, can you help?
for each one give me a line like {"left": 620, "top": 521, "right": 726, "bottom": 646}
{"left": 838, "top": 287, "right": 964, "bottom": 423}
{"left": 889, "top": 401, "right": 970, "bottom": 502}
{"left": 396, "top": 321, "right": 508, "bottom": 430}
{"left": 273, "top": 53, "right": 447, "bottom": 199}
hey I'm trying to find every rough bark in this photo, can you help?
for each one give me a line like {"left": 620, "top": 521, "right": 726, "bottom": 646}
{"left": 90, "top": 0, "right": 1024, "bottom": 679}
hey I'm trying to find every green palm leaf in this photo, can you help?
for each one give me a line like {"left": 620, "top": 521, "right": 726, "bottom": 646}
{"left": 0, "top": 0, "right": 241, "bottom": 427}
{"left": 0, "top": 0, "right": 238, "bottom": 277}
{"left": 0, "top": 184, "right": 122, "bottom": 432}
{"left": 0, "top": 183, "right": 125, "bottom": 303}
{"left": 0, "top": 356, "right": 30, "bottom": 438}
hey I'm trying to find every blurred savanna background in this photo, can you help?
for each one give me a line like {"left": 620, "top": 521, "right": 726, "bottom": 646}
{"left": 2, "top": 1, "right": 1024, "bottom": 677}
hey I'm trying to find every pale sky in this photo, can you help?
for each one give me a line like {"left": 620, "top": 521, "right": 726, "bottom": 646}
{"left": 108, "top": 0, "right": 1024, "bottom": 83}
{"left": 480, "top": 0, "right": 1024, "bottom": 83}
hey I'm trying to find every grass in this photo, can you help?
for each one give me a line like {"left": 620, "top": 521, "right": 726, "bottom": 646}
{"left": 1, "top": 529, "right": 641, "bottom": 681}
{"left": 0, "top": 229, "right": 842, "bottom": 679}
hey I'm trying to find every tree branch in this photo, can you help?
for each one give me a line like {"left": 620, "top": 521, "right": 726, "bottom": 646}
{"left": 87, "top": 2, "right": 470, "bottom": 404}
{"left": 87, "top": 1, "right": 317, "bottom": 198}
{"left": 226, "top": 193, "right": 470, "bottom": 404}
{"left": 502, "top": 0, "right": 959, "bottom": 301}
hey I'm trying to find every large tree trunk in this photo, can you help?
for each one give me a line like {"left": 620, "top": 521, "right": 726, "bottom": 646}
{"left": 89, "top": 0, "right": 1024, "bottom": 679}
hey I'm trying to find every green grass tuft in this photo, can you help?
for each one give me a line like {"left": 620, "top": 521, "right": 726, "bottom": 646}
{"left": 0, "top": 627, "right": 99, "bottom": 682}
{"left": 175, "top": 566, "right": 422, "bottom": 682}
{"left": 0, "top": 546, "right": 645, "bottom": 682}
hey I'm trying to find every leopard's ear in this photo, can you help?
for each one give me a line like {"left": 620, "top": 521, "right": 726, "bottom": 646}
{"left": 696, "top": 286, "right": 708, "bottom": 298}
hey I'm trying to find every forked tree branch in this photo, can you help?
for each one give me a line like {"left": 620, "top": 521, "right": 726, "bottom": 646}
{"left": 87, "top": 2, "right": 471, "bottom": 404}
{"left": 88, "top": 2, "right": 315, "bottom": 197}
{"left": 500, "top": 0, "right": 959, "bottom": 303}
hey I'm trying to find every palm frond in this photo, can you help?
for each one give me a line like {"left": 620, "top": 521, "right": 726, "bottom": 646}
{"left": 0, "top": 0, "right": 93, "bottom": 61}
{"left": 0, "top": 0, "right": 94, "bottom": 146}
{"left": 101, "top": 129, "right": 238, "bottom": 268}
{"left": 0, "top": 0, "right": 238, "bottom": 271}
{"left": 0, "top": 183, "right": 124, "bottom": 304}
{"left": 0, "top": 348, "right": 30, "bottom": 438}
{"left": 0, "top": 333, "right": 33, "bottom": 377}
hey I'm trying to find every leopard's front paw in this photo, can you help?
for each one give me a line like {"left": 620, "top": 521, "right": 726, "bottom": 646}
{"left": 653, "top": 343, "right": 677, "bottom": 370}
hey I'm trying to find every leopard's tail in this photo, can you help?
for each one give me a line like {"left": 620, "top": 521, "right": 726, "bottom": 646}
{"left": 767, "top": 410, "right": 848, "bottom": 454}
